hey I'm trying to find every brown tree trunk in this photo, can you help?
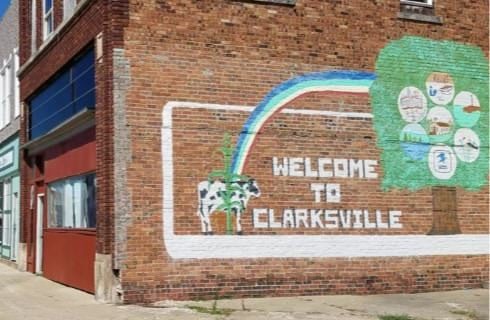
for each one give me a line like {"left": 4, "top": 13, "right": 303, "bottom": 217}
{"left": 429, "top": 186, "right": 461, "bottom": 235}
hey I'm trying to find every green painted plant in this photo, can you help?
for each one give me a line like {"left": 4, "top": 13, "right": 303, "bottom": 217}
{"left": 370, "top": 36, "right": 489, "bottom": 190}
{"left": 208, "top": 133, "right": 249, "bottom": 234}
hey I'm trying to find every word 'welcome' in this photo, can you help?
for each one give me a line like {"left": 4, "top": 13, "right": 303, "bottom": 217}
{"left": 273, "top": 157, "right": 378, "bottom": 178}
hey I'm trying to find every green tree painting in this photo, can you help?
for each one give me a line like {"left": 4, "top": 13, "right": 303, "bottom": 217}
{"left": 370, "top": 36, "right": 489, "bottom": 191}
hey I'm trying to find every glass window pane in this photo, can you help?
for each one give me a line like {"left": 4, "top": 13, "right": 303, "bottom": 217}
{"left": 48, "top": 182, "right": 66, "bottom": 228}
{"left": 73, "top": 180, "right": 82, "bottom": 227}
{"left": 63, "top": 182, "right": 74, "bottom": 227}
{"left": 47, "top": 173, "right": 96, "bottom": 229}
{"left": 3, "top": 181, "right": 11, "bottom": 211}
{"left": 73, "top": 48, "right": 95, "bottom": 111}
{"left": 47, "top": 13, "right": 53, "bottom": 34}
{"left": 0, "top": 182, "right": 4, "bottom": 214}
{"left": 28, "top": 48, "right": 95, "bottom": 140}
{"left": 45, "top": 0, "right": 52, "bottom": 12}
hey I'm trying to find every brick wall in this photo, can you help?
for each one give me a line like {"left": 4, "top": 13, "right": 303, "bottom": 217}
{"left": 115, "top": 0, "right": 489, "bottom": 303}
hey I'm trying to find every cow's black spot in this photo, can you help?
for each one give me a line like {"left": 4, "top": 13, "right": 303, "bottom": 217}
{"left": 200, "top": 189, "right": 208, "bottom": 198}
{"left": 248, "top": 181, "right": 259, "bottom": 195}
{"left": 210, "top": 196, "right": 216, "bottom": 200}
{"left": 236, "top": 181, "right": 246, "bottom": 187}
{"left": 239, "top": 193, "right": 244, "bottom": 199}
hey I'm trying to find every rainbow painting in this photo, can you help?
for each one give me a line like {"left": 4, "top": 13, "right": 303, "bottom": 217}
{"left": 230, "top": 70, "right": 376, "bottom": 174}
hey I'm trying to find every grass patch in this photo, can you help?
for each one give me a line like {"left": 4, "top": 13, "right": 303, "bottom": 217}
{"left": 378, "top": 315, "right": 416, "bottom": 320}
{"left": 450, "top": 309, "right": 479, "bottom": 320}
{"left": 186, "top": 300, "right": 234, "bottom": 316}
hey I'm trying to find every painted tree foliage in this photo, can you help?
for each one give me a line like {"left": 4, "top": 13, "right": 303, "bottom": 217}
{"left": 370, "top": 36, "right": 489, "bottom": 190}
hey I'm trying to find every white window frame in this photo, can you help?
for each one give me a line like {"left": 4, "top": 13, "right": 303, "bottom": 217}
{"left": 13, "top": 49, "right": 20, "bottom": 118}
{"left": 43, "top": 0, "right": 54, "bottom": 40}
{"left": 63, "top": 0, "right": 77, "bottom": 21}
{"left": 0, "top": 50, "right": 18, "bottom": 128}
{"left": 0, "top": 64, "right": 4, "bottom": 128}
{"left": 4, "top": 56, "right": 12, "bottom": 127}
{"left": 401, "top": 0, "right": 433, "bottom": 7}
{"left": 31, "top": 0, "right": 37, "bottom": 54}
{"left": 0, "top": 56, "right": 13, "bottom": 129}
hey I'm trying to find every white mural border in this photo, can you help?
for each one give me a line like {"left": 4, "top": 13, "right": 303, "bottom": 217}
{"left": 162, "top": 101, "right": 489, "bottom": 259}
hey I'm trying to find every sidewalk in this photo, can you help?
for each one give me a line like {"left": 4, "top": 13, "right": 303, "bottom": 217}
{"left": 0, "top": 261, "right": 487, "bottom": 320}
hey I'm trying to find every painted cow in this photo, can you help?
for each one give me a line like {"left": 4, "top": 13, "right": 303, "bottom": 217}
{"left": 197, "top": 179, "right": 261, "bottom": 234}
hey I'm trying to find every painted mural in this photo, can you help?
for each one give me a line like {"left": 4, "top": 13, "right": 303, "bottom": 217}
{"left": 370, "top": 36, "right": 489, "bottom": 190}
{"left": 161, "top": 36, "right": 489, "bottom": 259}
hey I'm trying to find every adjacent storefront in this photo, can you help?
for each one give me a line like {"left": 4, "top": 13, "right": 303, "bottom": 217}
{"left": 23, "top": 46, "right": 96, "bottom": 292}
{"left": 0, "top": 136, "right": 20, "bottom": 261}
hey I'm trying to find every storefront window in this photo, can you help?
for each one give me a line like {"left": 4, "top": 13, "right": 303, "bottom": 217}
{"left": 0, "top": 180, "right": 12, "bottom": 257}
{"left": 28, "top": 47, "right": 95, "bottom": 140}
{"left": 47, "top": 173, "right": 96, "bottom": 228}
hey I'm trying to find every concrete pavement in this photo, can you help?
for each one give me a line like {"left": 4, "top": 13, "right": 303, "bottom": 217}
{"left": 0, "top": 261, "right": 488, "bottom": 320}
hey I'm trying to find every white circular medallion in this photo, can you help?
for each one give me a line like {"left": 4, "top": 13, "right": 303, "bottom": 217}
{"left": 426, "top": 106, "right": 454, "bottom": 142}
{"left": 453, "top": 128, "right": 480, "bottom": 163}
{"left": 428, "top": 145, "right": 457, "bottom": 180}
{"left": 397, "top": 87, "right": 428, "bottom": 123}
{"left": 453, "top": 91, "right": 481, "bottom": 128}
{"left": 426, "top": 72, "right": 455, "bottom": 105}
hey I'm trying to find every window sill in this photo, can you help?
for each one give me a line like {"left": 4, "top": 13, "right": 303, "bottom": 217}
{"left": 0, "top": 122, "right": 11, "bottom": 131}
{"left": 400, "top": 0, "right": 433, "bottom": 8}
{"left": 232, "top": 0, "right": 295, "bottom": 5}
{"left": 398, "top": 3, "right": 442, "bottom": 24}
{"left": 397, "top": 11, "right": 443, "bottom": 24}
{"left": 44, "top": 228, "right": 96, "bottom": 234}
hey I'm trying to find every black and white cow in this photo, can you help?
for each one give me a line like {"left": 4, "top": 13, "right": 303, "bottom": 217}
{"left": 197, "top": 179, "right": 260, "bottom": 234}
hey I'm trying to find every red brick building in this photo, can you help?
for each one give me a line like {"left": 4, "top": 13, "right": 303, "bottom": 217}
{"left": 19, "top": 0, "right": 488, "bottom": 303}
